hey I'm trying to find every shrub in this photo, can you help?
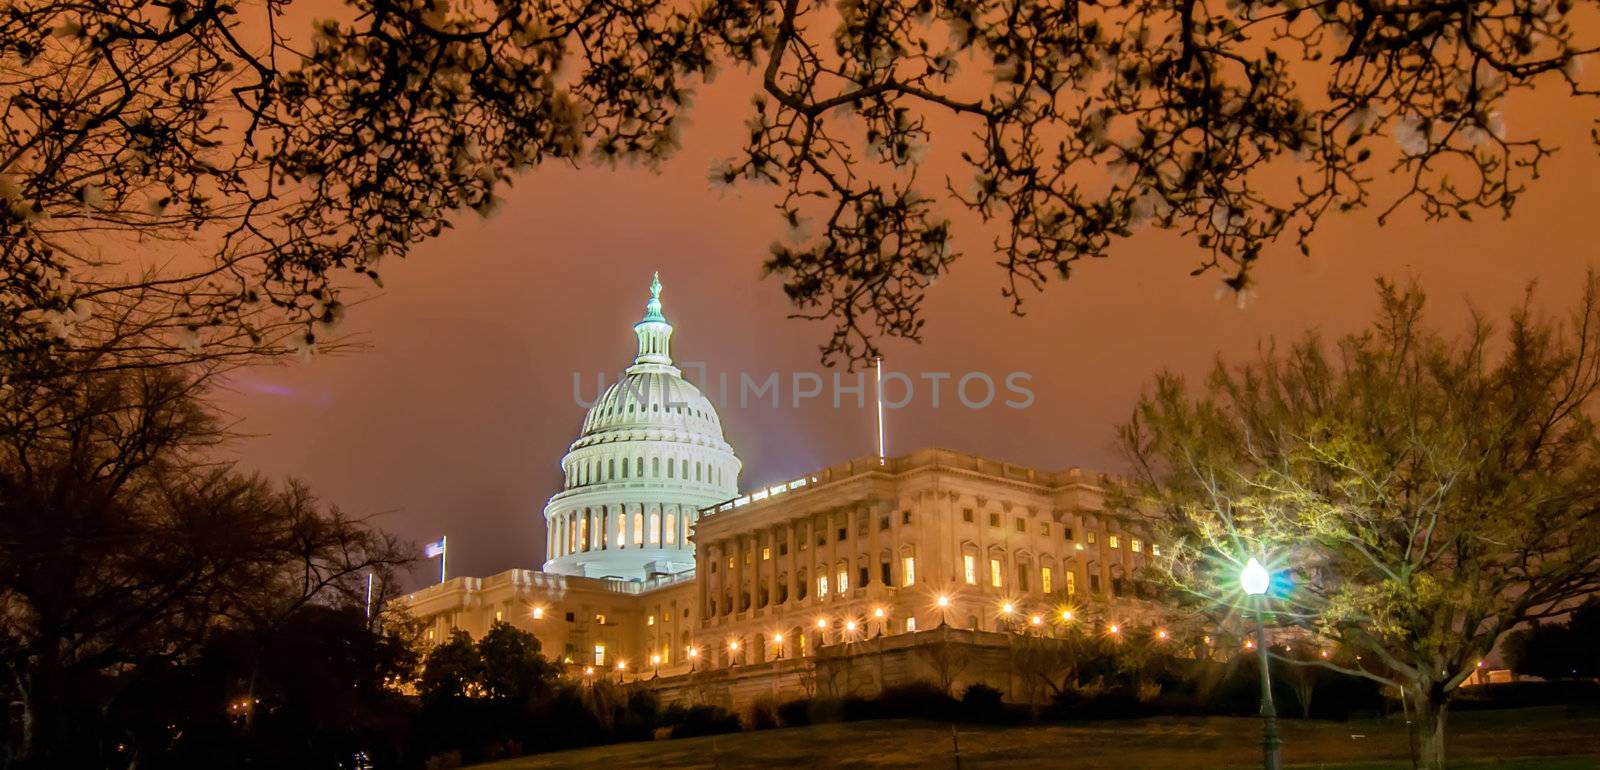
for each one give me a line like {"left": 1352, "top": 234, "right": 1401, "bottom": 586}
{"left": 776, "top": 698, "right": 813, "bottom": 727}
{"left": 960, "top": 683, "right": 1004, "bottom": 715}
{"left": 746, "top": 698, "right": 780, "bottom": 730}
{"left": 879, "top": 681, "right": 959, "bottom": 720}
{"left": 668, "top": 704, "right": 742, "bottom": 739}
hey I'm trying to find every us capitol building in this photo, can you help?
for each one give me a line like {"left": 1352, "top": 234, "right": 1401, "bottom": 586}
{"left": 403, "top": 275, "right": 1161, "bottom": 705}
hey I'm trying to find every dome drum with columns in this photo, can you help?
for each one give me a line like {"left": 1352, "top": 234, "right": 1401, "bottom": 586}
{"left": 543, "top": 274, "right": 742, "bottom": 580}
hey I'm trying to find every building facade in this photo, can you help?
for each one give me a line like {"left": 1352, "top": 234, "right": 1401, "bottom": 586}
{"left": 403, "top": 275, "right": 1158, "bottom": 703}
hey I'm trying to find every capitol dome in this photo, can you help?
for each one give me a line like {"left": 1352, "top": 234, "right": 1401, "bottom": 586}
{"left": 542, "top": 274, "right": 742, "bottom": 580}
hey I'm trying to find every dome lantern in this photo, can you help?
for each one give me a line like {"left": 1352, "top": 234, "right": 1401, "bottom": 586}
{"left": 633, "top": 271, "right": 674, "bottom": 367}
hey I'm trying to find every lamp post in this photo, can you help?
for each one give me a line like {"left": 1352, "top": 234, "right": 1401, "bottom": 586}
{"left": 773, "top": 633, "right": 784, "bottom": 659}
{"left": 688, "top": 646, "right": 699, "bottom": 673}
{"left": 650, "top": 654, "right": 661, "bottom": 679}
{"left": 1241, "top": 557, "right": 1281, "bottom": 770}
{"left": 936, "top": 595, "right": 950, "bottom": 627}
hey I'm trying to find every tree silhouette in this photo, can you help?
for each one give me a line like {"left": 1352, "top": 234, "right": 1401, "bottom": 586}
{"left": 1122, "top": 275, "right": 1600, "bottom": 769}
{"left": 5, "top": 0, "right": 1597, "bottom": 373}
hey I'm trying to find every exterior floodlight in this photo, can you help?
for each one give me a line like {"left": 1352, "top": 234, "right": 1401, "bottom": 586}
{"left": 1241, "top": 558, "right": 1271, "bottom": 596}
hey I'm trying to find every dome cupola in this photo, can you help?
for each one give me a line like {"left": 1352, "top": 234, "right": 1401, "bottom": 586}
{"left": 541, "top": 273, "right": 741, "bottom": 581}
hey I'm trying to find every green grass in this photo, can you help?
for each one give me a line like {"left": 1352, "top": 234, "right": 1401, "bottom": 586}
{"left": 473, "top": 707, "right": 1600, "bottom": 769}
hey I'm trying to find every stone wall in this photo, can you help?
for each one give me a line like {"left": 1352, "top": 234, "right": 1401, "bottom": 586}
{"left": 644, "top": 626, "right": 1058, "bottom": 712}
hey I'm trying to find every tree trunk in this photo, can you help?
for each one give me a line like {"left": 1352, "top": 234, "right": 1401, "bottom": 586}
{"left": 1411, "top": 686, "right": 1450, "bottom": 770}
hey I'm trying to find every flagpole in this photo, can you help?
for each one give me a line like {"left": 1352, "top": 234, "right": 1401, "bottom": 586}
{"left": 365, "top": 571, "right": 374, "bottom": 618}
{"left": 875, "top": 356, "right": 886, "bottom": 465}
{"left": 440, "top": 535, "right": 448, "bottom": 584}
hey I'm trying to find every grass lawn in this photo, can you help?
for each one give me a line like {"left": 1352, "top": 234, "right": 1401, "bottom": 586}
{"left": 473, "top": 706, "right": 1600, "bottom": 770}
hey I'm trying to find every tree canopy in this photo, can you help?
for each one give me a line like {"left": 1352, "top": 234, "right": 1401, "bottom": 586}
{"left": 1120, "top": 276, "right": 1600, "bottom": 769}
{"left": 3, "top": 0, "right": 1597, "bottom": 375}
{"left": 0, "top": 361, "right": 410, "bottom": 767}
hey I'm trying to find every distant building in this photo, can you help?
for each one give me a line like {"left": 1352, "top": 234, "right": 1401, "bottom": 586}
{"left": 402, "top": 275, "right": 1159, "bottom": 705}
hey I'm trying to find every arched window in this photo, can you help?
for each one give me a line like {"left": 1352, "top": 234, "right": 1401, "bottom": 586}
{"left": 652, "top": 456, "right": 660, "bottom": 477}
{"left": 622, "top": 458, "right": 629, "bottom": 479}
{"left": 636, "top": 457, "right": 644, "bottom": 476}
{"left": 608, "top": 458, "right": 616, "bottom": 479}
{"left": 649, "top": 512, "right": 660, "bottom": 544}
{"left": 633, "top": 511, "right": 644, "bottom": 545}
{"left": 665, "top": 511, "right": 677, "bottom": 544}
{"left": 667, "top": 459, "right": 674, "bottom": 478}
{"left": 617, "top": 512, "right": 627, "bottom": 548}
{"left": 695, "top": 461, "right": 702, "bottom": 481}
{"left": 681, "top": 458, "right": 689, "bottom": 478}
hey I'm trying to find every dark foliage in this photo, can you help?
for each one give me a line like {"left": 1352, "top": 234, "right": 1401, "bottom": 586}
{"left": 1504, "top": 599, "right": 1600, "bottom": 681}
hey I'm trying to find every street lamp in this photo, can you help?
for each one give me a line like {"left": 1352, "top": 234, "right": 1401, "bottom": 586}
{"left": 773, "top": 633, "right": 784, "bottom": 659}
{"left": 687, "top": 646, "right": 699, "bottom": 672}
{"left": 650, "top": 654, "right": 661, "bottom": 678}
{"left": 1241, "top": 557, "right": 1281, "bottom": 770}
{"left": 936, "top": 595, "right": 950, "bottom": 626}
{"left": 845, "top": 620, "right": 858, "bottom": 641}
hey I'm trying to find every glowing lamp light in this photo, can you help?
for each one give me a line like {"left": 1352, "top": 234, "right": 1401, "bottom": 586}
{"left": 650, "top": 654, "right": 661, "bottom": 665}
{"left": 1109, "top": 624, "right": 1121, "bottom": 634}
{"left": 1060, "top": 610, "right": 1074, "bottom": 621}
{"left": 729, "top": 640, "right": 740, "bottom": 651}
{"left": 936, "top": 595, "right": 951, "bottom": 608}
{"left": 1245, "top": 639, "right": 1257, "bottom": 650}
{"left": 1240, "top": 558, "right": 1271, "bottom": 596}
{"left": 531, "top": 606, "right": 544, "bottom": 619}
{"left": 1320, "top": 649, "right": 1330, "bottom": 659}
{"left": 817, "top": 617, "right": 829, "bottom": 629}
{"left": 616, "top": 661, "right": 627, "bottom": 670}
{"left": 1030, "top": 615, "right": 1043, "bottom": 626}
{"left": 584, "top": 666, "right": 594, "bottom": 675}
{"left": 873, "top": 607, "right": 885, "bottom": 618}
{"left": 1001, "top": 602, "right": 1016, "bottom": 615}
{"left": 845, "top": 620, "right": 858, "bottom": 632}
{"left": 1156, "top": 629, "right": 1169, "bottom": 640}
{"left": 688, "top": 647, "right": 699, "bottom": 658}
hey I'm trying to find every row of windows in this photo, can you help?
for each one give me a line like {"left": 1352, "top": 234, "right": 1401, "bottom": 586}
{"left": 708, "top": 556, "right": 916, "bottom": 615}
{"left": 565, "top": 454, "right": 729, "bottom": 488}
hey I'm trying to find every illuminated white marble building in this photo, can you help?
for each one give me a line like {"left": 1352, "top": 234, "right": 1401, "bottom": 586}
{"left": 403, "top": 274, "right": 1160, "bottom": 704}
{"left": 542, "top": 273, "right": 740, "bottom": 580}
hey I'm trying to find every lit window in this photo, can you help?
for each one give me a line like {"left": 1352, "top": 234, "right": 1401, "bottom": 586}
{"left": 1066, "top": 572, "right": 1077, "bottom": 595}
{"left": 902, "top": 556, "right": 916, "bottom": 587}
{"left": 1042, "top": 567, "right": 1053, "bottom": 594}
{"left": 648, "top": 615, "right": 656, "bottom": 626}
{"left": 728, "top": 556, "right": 734, "bottom": 569}
{"left": 1152, "top": 544, "right": 1162, "bottom": 557}
{"left": 762, "top": 547, "right": 771, "bottom": 560}
{"left": 596, "top": 614, "right": 606, "bottom": 625}
{"left": 665, "top": 512, "right": 677, "bottom": 544}
{"left": 818, "top": 575, "right": 829, "bottom": 597}
{"left": 1040, "top": 523, "right": 1050, "bottom": 536}
{"left": 990, "top": 558, "right": 1003, "bottom": 588}
{"left": 906, "top": 617, "right": 917, "bottom": 632}
{"left": 495, "top": 610, "right": 503, "bottom": 621}
{"left": 1109, "top": 535, "right": 1120, "bottom": 549}
{"left": 963, "top": 554, "right": 977, "bottom": 585}
{"left": 594, "top": 643, "right": 606, "bottom": 665}
{"left": 633, "top": 513, "right": 644, "bottom": 545}
{"left": 649, "top": 513, "right": 660, "bottom": 544}
{"left": 1087, "top": 531, "right": 1097, "bottom": 545}
{"left": 1131, "top": 539, "right": 1142, "bottom": 553}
